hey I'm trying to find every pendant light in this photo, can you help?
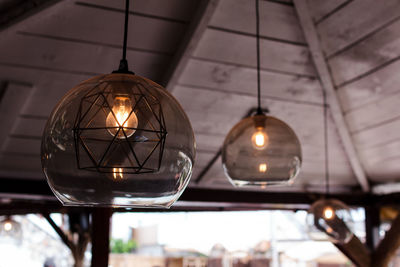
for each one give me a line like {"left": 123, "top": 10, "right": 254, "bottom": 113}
{"left": 305, "top": 63, "right": 353, "bottom": 244}
{"left": 221, "top": 0, "right": 302, "bottom": 188}
{"left": 0, "top": 216, "right": 22, "bottom": 245}
{"left": 41, "top": 0, "right": 195, "bottom": 208}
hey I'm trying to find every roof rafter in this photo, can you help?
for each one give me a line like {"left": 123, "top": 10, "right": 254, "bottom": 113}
{"left": 0, "top": 0, "right": 62, "bottom": 36}
{"left": 162, "top": 0, "right": 220, "bottom": 89}
{"left": 293, "top": 0, "right": 370, "bottom": 192}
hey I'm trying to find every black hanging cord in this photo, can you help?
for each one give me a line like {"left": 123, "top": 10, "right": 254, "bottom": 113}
{"left": 113, "top": 0, "right": 134, "bottom": 74}
{"left": 255, "top": 0, "right": 262, "bottom": 115}
{"left": 323, "top": 79, "right": 330, "bottom": 195}
{"left": 122, "top": 0, "right": 129, "bottom": 61}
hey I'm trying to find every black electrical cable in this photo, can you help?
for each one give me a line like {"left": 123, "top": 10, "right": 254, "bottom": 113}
{"left": 122, "top": 0, "right": 129, "bottom": 61}
{"left": 323, "top": 78, "right": 330, "bottom": 195}
{"left": 255, "top": 0, "right": 262, "bottom": 115}
{"left": 114, "top": 0, "right": 134, "bottom": 74}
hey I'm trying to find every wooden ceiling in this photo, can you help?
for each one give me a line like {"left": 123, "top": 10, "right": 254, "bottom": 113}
{"left": 0, "top": 0, "right": 399, "bottom": 198}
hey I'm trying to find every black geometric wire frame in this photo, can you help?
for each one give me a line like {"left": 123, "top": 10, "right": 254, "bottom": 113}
{"left": 73, "top": 80, "right": 167, "bottom": 174}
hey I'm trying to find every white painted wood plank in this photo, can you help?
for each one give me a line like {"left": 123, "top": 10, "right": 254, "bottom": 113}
{"left": 297, "top": 159, "right": 357, "bottom": 186}
{"left": 0, "top": 154, "right": 43, "bottom": 178}
{"left": 80, "top": 0, "right": 200, "bottom": 22}
{"left": 173, "top": 84, "right": 322, "bottom": 137}
{"left": 337, "top": 58, "right": 400, "bottom": 113}
{"left": 2, "top": 137, "right": 40, "bottom": 155}
{"left": 11, "top": 117, "right": 47, "bottom": 137}
{"left": 352, "top": 119, "right": 400, "bottom": 149}
{"left": 195, "top": 132, "right": 225, "bottom": 153}
{"left": 174, "top": 85, "right": 329, "bottom": 146}
{"left": 174, "top": 85, "right": 354, "bottom": 166}
{"left": 294, "top": 0, "right": 370, "bottom": 191}
{"left": 193, "top": 29, "right": 316, "bottom": 76}
{"left": 307, "top": 0, "right": 348, "bottom": 22}
{"left": 345, "top": 91, "right": 400, "bottom": 133}
{"left": 0, "top": 64, "right": 90, "bottom": 117}
{"left": 0, "top": 34, "right": 170, "bottom": 80}
{"left": 362, "top": 156, "right": 400, "bottom": 183}
{"left": 359, "top": 139, "right": 400, "bottom": 167}
{"left": 0, "top": 82, "right": 33, "bottom": 151}
{"left": 195, "top": 151, "right": 217, "bottom": 168}
{"left": 329, "top": 19, "right": 400, "bottom": 86}
{"left": 210, "top": 0, "right": 305, "bottom": 43}
{"left": 21, "top": 1, "right": 187, "bottom": 54}
{"left": 0, "top": 0, "right": 67, "bottom": 39}
{"left": 197, "top": 157, "right": 226, "bottom": 185}
{"left": 178, "top": 59, "right": 322, "bottom": 104}
{"left": 317, "top": 0, "right": 400, "bottom": 57}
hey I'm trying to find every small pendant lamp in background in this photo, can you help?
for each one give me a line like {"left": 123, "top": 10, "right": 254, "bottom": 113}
{"left": 41, "top": 0, "right": 195, "bottom": 208}
{"left": 306, "top": 56, "right": 353, "bottom": 244}
{"left": 307, "top": 198, "right": 354, "bottom": 244}
{"left": 221, "top": 0, "right": 302, "bottom": 188}
{"left": 0, "top": 216, "right": 22, "bottom": 245}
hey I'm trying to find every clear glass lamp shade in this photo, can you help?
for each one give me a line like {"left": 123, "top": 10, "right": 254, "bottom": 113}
{"left": 41, "top": 74, "right": 195, "bottom": 208}
{"left": 222, "top": 114, "right": 301, "bottom": 187}
{"left": 0, "top": 217, "right": 22, "bottom": 245}
{"left": 306, "top": 199, "right": 354, "bottom": 244}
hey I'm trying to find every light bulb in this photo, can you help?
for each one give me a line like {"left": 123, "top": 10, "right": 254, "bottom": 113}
{"left": 113, "top": 168, "right": 124, "bottom": 180}
{"left": 4, "top": 222, "right": 12, "bottom": 231}
{"left": 323, "top": 206, "right": 334, "bottom": 220}
{"left": 106, "top": 96, "right": 138, "bottom": 139}
{"left": 259, "top": 163, "right": 267, "bottom": 173}
{"left": 251, "top": 127, "right": 268, "bottom": 150}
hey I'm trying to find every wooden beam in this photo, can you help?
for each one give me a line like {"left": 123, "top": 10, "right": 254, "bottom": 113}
{"left": 91, "top": 208, "right": 112, "bottom": 267}
{"left": 44, "top": 213, "right": 90, "bottom": 267}
{"left": 365, "top": 205, "right": 380, "bottom": 250}
{"left": 162, "top": 0, "right": 220, "bottom": 89}
{"left": 0, "top": 177, "right": 393, "bottom": 207}
{"left": 335, "top": 235, "right": 371, "bottom": 267}
{"left": 293, "top": 0, "right": 370, "bottom": 192}
{"left": 44, "top": 213, "right": 74, "bottom": 250}
{"left": 372, "top": 213, "right": 400, "bottom": 266}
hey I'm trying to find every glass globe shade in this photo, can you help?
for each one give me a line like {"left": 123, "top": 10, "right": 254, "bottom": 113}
{"left": 222, "top": 114, "right": 301, "bottom": 187}
{"left": 41, "top": 73, "right": 195, "bottom": 208}
{"left": 306, "top": 199, "right": 354, "bottom": 244}
{"left": 0, "top": 217, "right": 22, "bottom": 245}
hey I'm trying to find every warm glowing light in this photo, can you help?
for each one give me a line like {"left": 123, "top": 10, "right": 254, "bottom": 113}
{"left": 106, "top": 96, "right": 138, "bottom": 139}
{"left": 4, "top": 222, "right": 12, "bottom": 231}
{"left": 113, "top": 168, "right": 124, "bottom": 180}
{"left": 323, "top": 206, "right": 334, "bottom": 220}
{"left": 259, "top": 163, "right": 267, "bottom": 173}
{"left": 251, "top": 128, "right": 268, "bottom": 150}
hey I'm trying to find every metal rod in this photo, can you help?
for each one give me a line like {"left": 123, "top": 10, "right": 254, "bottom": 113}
{"left": 255, "top": 0, "right": 262, "bottom": 114}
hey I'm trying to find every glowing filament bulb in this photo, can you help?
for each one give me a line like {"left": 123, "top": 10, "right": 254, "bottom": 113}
{"left": 4, "top": 222, "right": 12, "bottom": 231}
{"left": 106, "top": 96, "right": 138, "bottom": 139}
{"left": 259, "top": 163, "right": 267, "bottom": 173}
{"left": 113, "top": 168, "right": 124, "bottom": 180}
{"left": 323, "top": 206, "right": 334, "bottom": 220}
{"left": 251, "top": 127, "right": 268, "bottom": 150}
